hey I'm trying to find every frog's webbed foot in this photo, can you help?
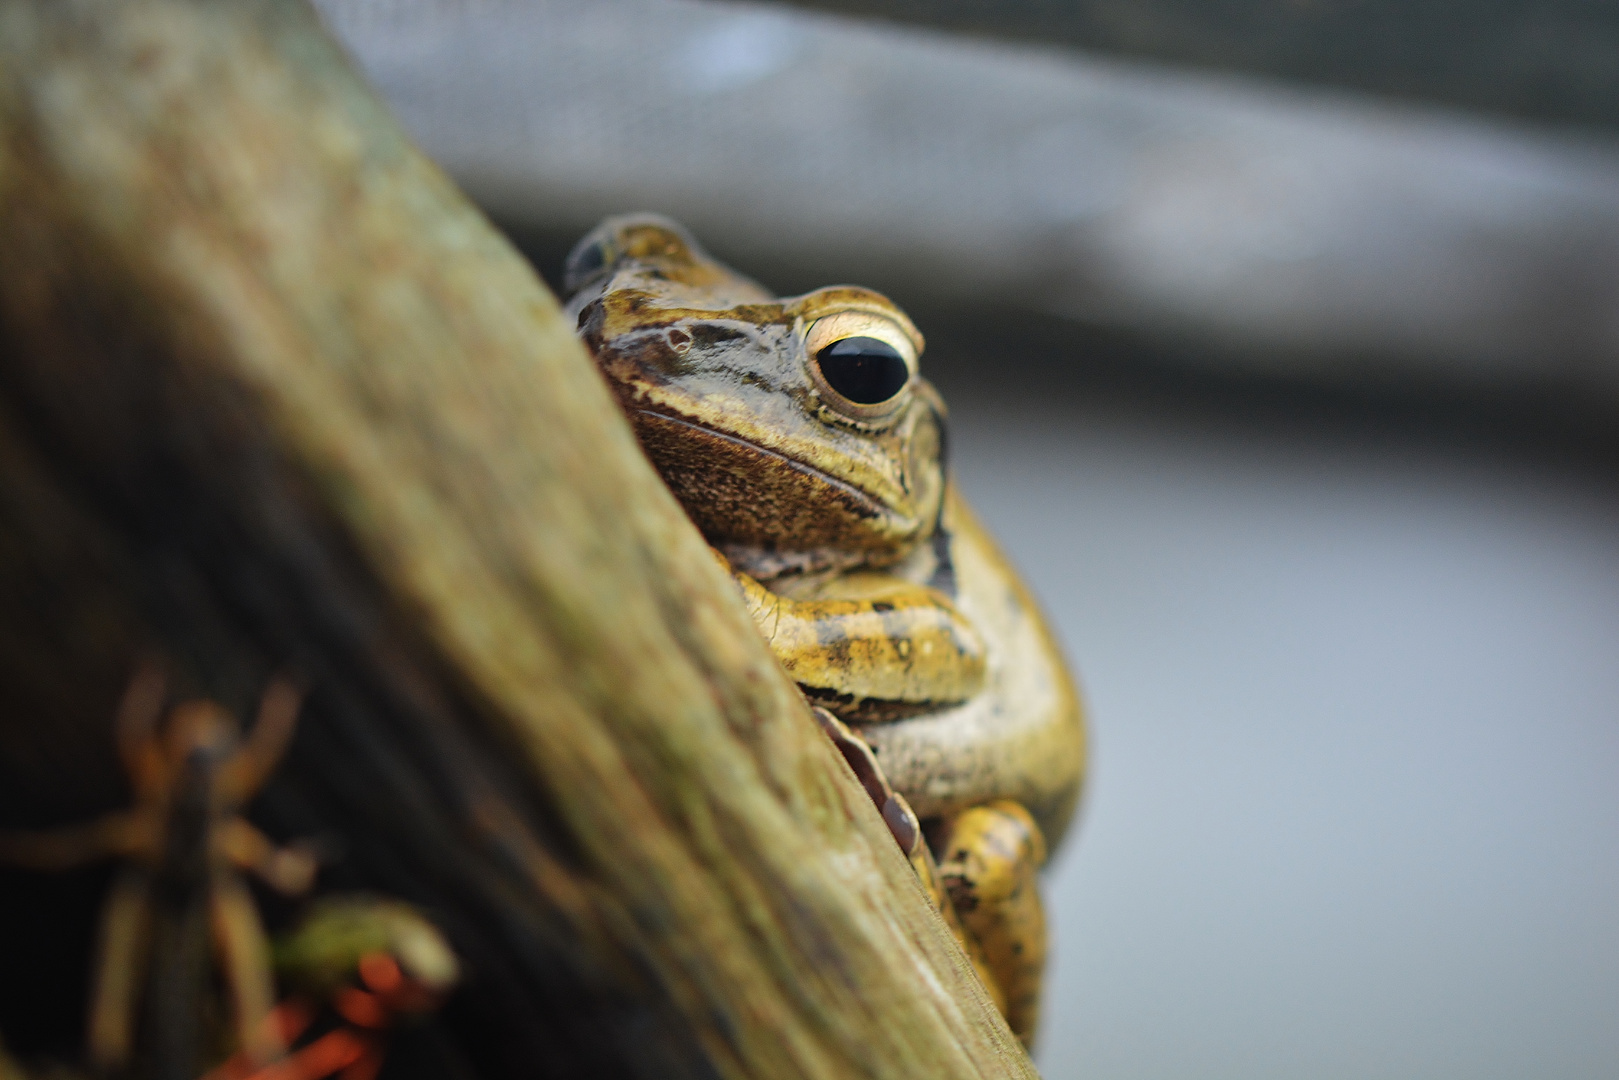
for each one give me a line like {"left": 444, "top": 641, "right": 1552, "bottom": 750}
{"left": 810, "top": 706, "right": 921, "bottom": 857}
{"left": 723, "top": 554, "right": 987, "bottom": 722}
{"left": 932, "top": 802, "right": 1048, "bottom": 1047}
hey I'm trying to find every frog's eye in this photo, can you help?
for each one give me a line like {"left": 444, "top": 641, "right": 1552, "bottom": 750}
{"left": 816, "top": 337, "right": 910, "bottom": 404}
{"left": 805, "top": 313, "right": 918, "bottom": 418}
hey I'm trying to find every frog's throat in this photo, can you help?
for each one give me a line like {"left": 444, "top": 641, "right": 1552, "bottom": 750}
{"left": 630, "top": 408, "right": 931, "bottom": 572}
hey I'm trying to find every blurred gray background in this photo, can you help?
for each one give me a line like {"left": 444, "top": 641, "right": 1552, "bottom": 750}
{"left": 317, "top": 2, "right": 1619, "bottom": 1077}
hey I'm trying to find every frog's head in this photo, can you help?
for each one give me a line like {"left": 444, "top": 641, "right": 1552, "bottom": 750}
{"left": 565, "top": 215, "right": 946, "bottom": 580}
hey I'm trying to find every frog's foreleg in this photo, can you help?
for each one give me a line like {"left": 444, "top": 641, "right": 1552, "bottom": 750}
{"left": 933, "top": 802, "right": 1048, "bottom": 1047}
{"left": 723, "top": 554, "right": 1028, "bottom": 1024}
{"left": 722, "top": 555, "right": 986, "bottom": 722}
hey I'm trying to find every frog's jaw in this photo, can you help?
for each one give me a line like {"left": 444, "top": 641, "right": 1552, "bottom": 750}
{"left": 630, "top": 410, "right": 933, "bottom": 579}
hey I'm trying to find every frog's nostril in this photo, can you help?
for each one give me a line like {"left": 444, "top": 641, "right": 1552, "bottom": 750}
{"left": 815, "top": 337, "right": 910, "bottom": 405}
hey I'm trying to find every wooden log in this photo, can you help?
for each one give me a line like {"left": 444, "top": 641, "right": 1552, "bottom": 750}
{"left": 0, "top": 1, "right": 1036, "bottom": 1077}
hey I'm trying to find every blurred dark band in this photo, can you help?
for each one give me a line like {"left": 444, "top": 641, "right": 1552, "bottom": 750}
{"left": 764, "top": 0, "right": 1619, "bottom": 132}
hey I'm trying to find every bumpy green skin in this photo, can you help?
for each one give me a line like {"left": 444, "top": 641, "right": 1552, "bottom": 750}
{"left": 566, "top": 215, "right": 1086, "bottom": 1046}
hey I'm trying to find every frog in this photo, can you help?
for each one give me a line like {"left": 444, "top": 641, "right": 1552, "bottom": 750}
{"left": 562, "top": 215, "right": 1086, "bottom": 1047}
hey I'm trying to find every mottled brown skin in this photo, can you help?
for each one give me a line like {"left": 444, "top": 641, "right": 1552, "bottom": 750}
{"left": 566, "top": 215, "right": 1086, "bottom": 1046}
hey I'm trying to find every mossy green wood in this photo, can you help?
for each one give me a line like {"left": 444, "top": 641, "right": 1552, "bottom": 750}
{"left": 0, "top": 1, "right": 1036, "bottom": 1077}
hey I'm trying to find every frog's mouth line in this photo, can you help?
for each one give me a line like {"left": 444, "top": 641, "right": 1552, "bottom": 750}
{"left": 631, "top": 407, "right": 894, "bottom": 519}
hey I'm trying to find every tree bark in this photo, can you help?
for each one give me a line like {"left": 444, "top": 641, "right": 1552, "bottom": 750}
{"left": 0, "top": 2, "right": 1036, "bottom": 1078}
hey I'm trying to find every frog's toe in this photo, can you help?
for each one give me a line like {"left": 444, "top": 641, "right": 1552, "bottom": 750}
{"left": 934, "top": 801, "right": 1048, "bottom": 1047}
{"left": 810, "top": 706, "right": 921, "bottom": 857}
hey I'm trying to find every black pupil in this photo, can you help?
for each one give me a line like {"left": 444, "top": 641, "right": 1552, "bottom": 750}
{"left": 815, "top": 337, "right": 910, "bottom": 405}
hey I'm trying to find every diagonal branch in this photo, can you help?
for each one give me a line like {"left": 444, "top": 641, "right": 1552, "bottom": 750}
{"left": 0, "top": 1, "right": 1035, "bottom": 1077}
